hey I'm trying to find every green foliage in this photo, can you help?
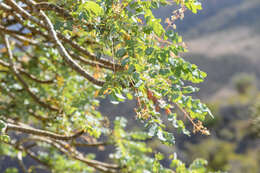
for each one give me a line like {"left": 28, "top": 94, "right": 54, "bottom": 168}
{"left": 182, "top": 85, "right": 260, "bottom": 173}
{"left": 249, "top": 96, "right": 260, "bottom": 138}
{"left": 0, "top": 0, "right": 214, "bottom": 172}
{"left": 186, "top": 139, "right": 260, "bottom": 173}
{"left": 232, "top": 73, "right": 256, "bottom": 94}
{"left": 4, "top": 168, "right": 18, "bottom": 173}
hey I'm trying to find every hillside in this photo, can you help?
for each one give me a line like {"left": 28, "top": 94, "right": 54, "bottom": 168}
{"left": 185, "top": 0, "right": 260, "bottom": 99}
{"left": 154, "top": 0, "right": 260, "bottom": 99}
{"left": 186, "top": 0, "right": 260, "bottom": 59}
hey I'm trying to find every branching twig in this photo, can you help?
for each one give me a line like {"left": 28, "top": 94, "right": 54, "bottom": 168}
{"left": 34, "top": 2, "right": 73, "bottom": 20}
{"left": 21, "top": 136, "right": 120, "bottom": 172}
{"left": 175, "top": 103, "right": 210, "bottom": 135}
{"left": 0, "top": 59, "right": 55, "bottom": 84}
{"left": 2, "top": 1, "right": 123, "bottom": 71}
{"left": 39, "top": 10, "right": 105, "bottom": 86}
{"left": 5, "top": 141, "right": 52, "bottom": 170}
{"left": 17, "top": 151, "right": 28, "bottom": 173}
{"left": 70, "top": 52, "right": 121, "bottom": 71}
{"left": 2, "top": 34, "right": 59, "bottom": 111}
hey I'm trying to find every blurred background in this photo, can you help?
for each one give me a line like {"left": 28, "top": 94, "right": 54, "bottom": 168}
{"left": 101, "top": 0, "right": 260, "bottom": 172}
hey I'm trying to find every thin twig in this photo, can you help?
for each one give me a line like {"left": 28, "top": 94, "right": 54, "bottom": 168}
{"left": 0, "top": 25, "right": 28, "bottom": 36}
{"left": 17, "top": 151, "right": 28, "bottom": 173}
{"left": 34, "top": 2, "right": 73, "bottom": 20}
{"left": 73, "top": 141, "right": 110, "bottom": 147}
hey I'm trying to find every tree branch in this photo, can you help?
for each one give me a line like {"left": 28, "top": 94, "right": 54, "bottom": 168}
{"left": 0, "top": 25, "right": 28, "bottom": 36}
{"left": 0, "top": 59, "right": 55, "bottom": 84}
{"left": 17, "top": 151, "right": 28, "bottom": 173}
{"left": 2, "top": 0, "right": 123, "bottom": 71}
{"left": 6, "top": 122, "right": 84, "bottom": 141}
{"left": 2, "top": 34, "right": 59, "bottom": 111}
{"left": 20, "top": 136, "right": 120, "bottom": 172}
{"left": 73, "top": 141, "right": 110, "bottom": 147}
{"left": 5, "top": 141, "right": 52, "bottom": 170}
{"left": 34, "top": 2, "right": 73, "bottom": 20}
{"left": 39, "top": 10, "right": 105, "bottom": 86}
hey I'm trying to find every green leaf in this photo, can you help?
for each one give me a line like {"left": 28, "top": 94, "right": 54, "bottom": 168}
{"left": 145, "top": 47, "right": 154, "bottom": 55}
{"left": 80, "top": 1, "right": 103, "bottom": 16}
{"left": 116, "top": 48, "right": 127, "bottom": 58}
{"left": 4, "top": 168, "right": 18, "bottom": 173}
{"left": 0, "top": 135, "right": 10, "bottom": 142}
{"left": 155, "top": 153, "right": 164, "bottom": 161}
{"left": 115, "top": 93, "right": 126, "bottom": 102}
{"left": 0, "top": 120, "right": 6, "bottom": 131}
{"left": 157, "top": 129, "right": 166, "bottom": 142}
{"left": 148, "top": 124, "right": 158, "bottom": 137}
{"left": 54, "top": 20, "right": 64, "bottom": 30}
{"left": 126, "top": 93, "right": 133, "bottom": 100}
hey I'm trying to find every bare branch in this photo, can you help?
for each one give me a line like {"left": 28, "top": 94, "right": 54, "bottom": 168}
{"left": 14, "top": 135, "right": 119, "bottom": 172}
{"left": 73, "top": 141, "right": 110, "bottom": 147}
{"left": 17, "top": 151, "right": 28, "bottom": 173}
{"left": 0, "top": 3, "right": 49, "bottom": 39}
{"left": 69, "top": 52, "right": 116, "bottom": 71}
{"left": 5, "top": 0, "right": 44, "bottom": 26}
{"left": 61, "top": 36, "right": 123, "bottom": 71}
{"left": 0, "top": 25, "right": 28, "bottom": 36}
{"left": 20, "top": 70, "right": 55, "bottom": 84}
{"left": 28, "top": 136, "right": 120, "bottom": 172}
{"left": 6, "top": 123, "right": 84, "bottom": 140}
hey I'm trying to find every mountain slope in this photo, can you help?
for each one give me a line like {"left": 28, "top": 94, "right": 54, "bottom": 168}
{"left": 185, "top": 0, "right": 260, "bottom": 60}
